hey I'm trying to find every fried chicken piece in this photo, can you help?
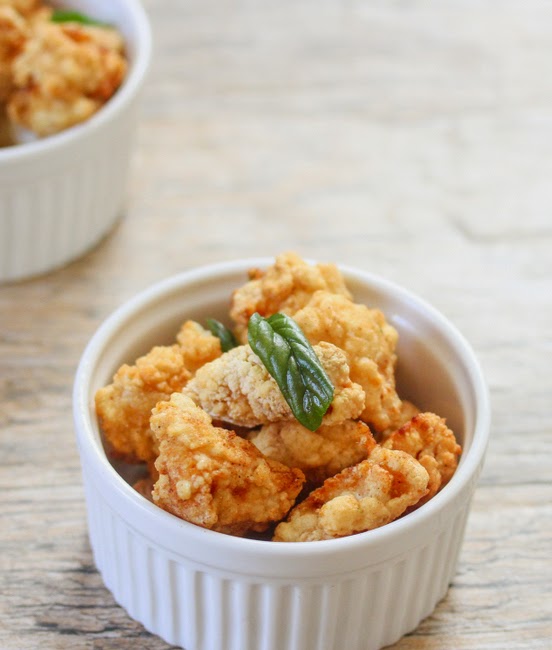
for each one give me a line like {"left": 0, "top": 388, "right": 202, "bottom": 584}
{"left": 7, "top": 21, "right": 126, "bottom": 136}
{"left": 176, "top": 319, "right": 222, "bottom": 371}
{"left": 67, "top": 23, "right": 125, "bottom": 52}
{"left": 230, "top": 252, "right": 352, "bottom": 343}
{"left": 95, "top": 321, "right": 220, "bottom": 464}
{"left": 0, "top": 0, "right": 41, "bottom": 16}
{"left": 95, "top": 345, "right": 193, "bottom": 463}
{"left": 378, "top": 400, "right": 420, "bottom": 442}
{"left": 0, "top": 6, "right": 28, "bottom": 101}
{"left": 249, "top": 420, "right": 376, "bottom": 486}
{"left": 382, "top": 412, "right": 461, "bottom": 506}
{"left": 292, "top": 291, "right": 403, "bottom": 433}
{"left": 184, "top": 341, "right": 365, "bottom": 428}
{"left": 273, "top": 447, "right": 429, "bottom": 542}
{"left": 151, "top": 393, "right": 305, "bottom": 536}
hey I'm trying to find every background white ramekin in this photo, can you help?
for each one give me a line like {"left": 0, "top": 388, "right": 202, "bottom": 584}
{"left": 73, "top": 259, "right": 491, "bottom": 650}
{"left": 0, "top": 0, "right": 152, "bottom": 283}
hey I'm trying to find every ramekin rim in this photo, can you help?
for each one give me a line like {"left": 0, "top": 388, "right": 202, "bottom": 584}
{"left": 0, "top": 0, "right": 152, "bottom": 165}
{"left": 73, "top": 257, "right": 491, "bottom": 561}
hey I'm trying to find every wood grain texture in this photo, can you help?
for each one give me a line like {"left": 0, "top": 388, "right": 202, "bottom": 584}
{"left": 1, "top": 0, "right": 551, "bottom": 648}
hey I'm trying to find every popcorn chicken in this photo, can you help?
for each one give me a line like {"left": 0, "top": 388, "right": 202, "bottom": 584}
{"left": 184, "top": 341, "right": 365, "bottom": 428}
{"left": 382, "top": 412, "right": 462, "bottom": 506}
{"left": 7, "top": 20, "right": 126, "bottom": 136}
{"left": 230, "top": 252, "right": 352, "bottom": 343}
{"left": 273, "top": 447, "right": 429, "bottom": 542}
{"left": 0, "top": 6, "right": 28, "bottom": 101}
{"left": 0, "top": 0, "right": 41, "bottom": 16}
{"left": 378, "top": 400, "right": 420, "bottom": 442}
{"left": 95, "top": 321, "right": 221, "bottom": 463}
{"left": 249, "top": 419, "right": 376, "bottom": 486}
{"left": 95, "top": 345, "right": 193, "bottom": 464}
{"left": 151, "top": 393, "right": 305, "bottom": 536}
{"left": 176, "top": 319, "right": 223, "bottom": 372}
{"left": 292, "top": 291, "right": 403, "bottom": 433}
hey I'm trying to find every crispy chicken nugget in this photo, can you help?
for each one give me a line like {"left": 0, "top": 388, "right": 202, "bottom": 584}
{"left": 95, "top": 321, "right": 221, "bottom": 463}
{"left": 0, "top": 0, "right": 41, "bottom": 15}
{"left": 378, "top": 400, "right": 420, "bottom": 442}
{"left": 382, "top": 412, "right": 461, "bottom": 506}
{"left": 7, "top": 21, "right": 126, "bottom": 136}
{"left": 249, "top": 420, "right": 376, "bottom": 486}
{"left": 176, "top": 319, "right": 223, "bottom": 372}
{"left": 151, "top": 393, "right": 305, "bottom": 536}
{"left": 293, "top": 291, "right": 402, "bottom": 433}
{"left": 230, "top": 252, "right": 352, "bottom": 343}
{"left": 184, "top": 341, "right": 365, "bottom": 428}
{"left": 95, "top": 345, "right": 193, "bottom": 463}
{"left": 0, "top": 6, "right": 28, "bottom": 101}
{"left": 273, "top": 447, "right": 429, "bottom": 542}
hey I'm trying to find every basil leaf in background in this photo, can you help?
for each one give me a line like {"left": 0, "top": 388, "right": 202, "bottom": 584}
{"left": 248, "top": 312, "right": 334, "bottom": 431}
{"left": 206, "top": 318, "right": 238, "bottom": 353}
{"left": 51, "top": 9, "right": 109, "bottom": 27}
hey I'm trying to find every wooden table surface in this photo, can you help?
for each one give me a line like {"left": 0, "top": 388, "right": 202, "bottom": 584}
{"left": 1, "top": 0, "right": 551, "bottom": 648}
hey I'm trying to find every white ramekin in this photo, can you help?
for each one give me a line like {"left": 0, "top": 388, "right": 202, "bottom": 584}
{"left": 73, "top": 259, "right": 491, "bottom": 650}
{"left": 0, "top": 0, "right": 152, "bottom": 283}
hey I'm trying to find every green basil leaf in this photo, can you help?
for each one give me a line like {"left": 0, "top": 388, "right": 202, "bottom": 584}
{"left": 248, "top": 312, "right": 334, "bottom": 431}
{"left": 51, "top": 9, "right": 110, "bottom": 27}
{"left": 206, "top": 318, "right": 238, "bottom": 353}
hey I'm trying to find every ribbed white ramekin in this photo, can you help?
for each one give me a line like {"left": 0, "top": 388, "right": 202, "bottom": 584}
{"left": 0, "top": 0, "right": 152, "bottom": 283}
{"left": 73, "top": 259, "right": 491, "bottom": 650}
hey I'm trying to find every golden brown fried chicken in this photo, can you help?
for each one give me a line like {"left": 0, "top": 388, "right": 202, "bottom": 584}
{"left": 184, "top": 341, "right": 365, "bottom": 428}
{"left": 0, "top": 6, "right": 28, "bottom": 101}
{"left": 7, "top": 20, "right": 126, "bottom": 136}
{"left": 151, "top": 393, "right": 305, "bottom": 536}
{"left": 249, "top": 420, "right": 376, "bottom": 486}
{"left": 176, "top": 319, "right": 222, "bottom": 372}
{"left": 95, "top": 321, "right": 221, "bottom": 464}
{"left": 292, "top": 291, "right": 402, "bottom": 433}
{"left": 230, "top": 252, "right": 352, "bottom": 343}
{"left": 382, "top": 412, "right": 461, "bottom": 506}
{"left": 273, "top": 446, "right": 429, "bottom": 542}
{"left": 378, "top": 400, "right": 420, "bottom": 442}
{"left": 0, "top": 0, "right": 41, "bottom": 15}
{"left": 95, "top": 345, "right": 193, "bottom": 464}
